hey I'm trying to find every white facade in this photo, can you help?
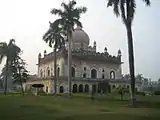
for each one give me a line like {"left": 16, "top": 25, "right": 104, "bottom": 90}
{"left": 25, "top": 26, "right": 125, "bottom": 94}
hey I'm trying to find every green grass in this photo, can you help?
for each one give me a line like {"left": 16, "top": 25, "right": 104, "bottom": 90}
{"left": 0, "top": 94, "right": 160, "bottom": 120}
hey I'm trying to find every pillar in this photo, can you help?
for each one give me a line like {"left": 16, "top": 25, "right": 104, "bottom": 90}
{"left": 96, "top": 82, "right": 98, "bottom": 94}
{"left": 89, "top": 84, "right": 93, "bottom": 97}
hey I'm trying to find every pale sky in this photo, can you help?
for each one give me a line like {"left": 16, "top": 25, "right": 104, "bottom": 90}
{"left": 0, "top": 0, "right": 159, "bottom": 81}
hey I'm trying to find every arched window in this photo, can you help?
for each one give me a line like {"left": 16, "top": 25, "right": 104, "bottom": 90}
{"left": 57, "top": 67, "right": 60, "bottom": 77}
{"left": 84, "top": 67, "right": 86, "bottom": 71}
{"left": 59, "top": 86, "right": 64, "bottom": 93}
{"left": 47, "top": 67, "right": 50, "bottom": 77}
{"left": 110, "top": 71, "right": 115, "bottom": 79}
{"left": 40, "top": 69, "right": 43, "bottom": 77}
{"left": 102, "top": 68, "right": 105, "bottom": 72}
{"left": 91, "top": 69, "right": 97, "bottom": 79}
{"left": 72, "top": 67, "right": 75, "bottom": 77}
{"left": 83, "top": 73, "right": 86, "bottom": 78}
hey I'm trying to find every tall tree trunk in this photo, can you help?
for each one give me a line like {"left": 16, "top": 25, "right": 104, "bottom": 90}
{"left": 4, "top": 58, "right": 9, "bottom": 95}
{"left": 54, "top": 47, "right": 57, "bottom": 95}
{"left": 126, "top": 24, "right": 136, "bottom": 107}
{"left": 19, "top": 68, "right": 24, "bottom": 96}
{"left": 68, "top": 31, "right": 72, "bottom": 98}
{"left": 20, "top": 81, "right": 24, "bottom": 96}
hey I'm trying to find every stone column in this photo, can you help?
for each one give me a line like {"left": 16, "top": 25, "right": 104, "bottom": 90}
{"left": 89, "top": 84, "right": 93, "bottom": 97}
{"left": 60, "top": 58, "right": 65, "bottom": 76}
{"left": 96, "top": 82, "right": 99, "bottom": 94}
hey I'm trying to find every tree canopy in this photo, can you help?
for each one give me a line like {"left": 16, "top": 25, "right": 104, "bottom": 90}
{"left": 50, "top": 0, "right": 87, "bottom": 33}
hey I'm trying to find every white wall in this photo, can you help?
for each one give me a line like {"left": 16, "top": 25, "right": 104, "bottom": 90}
{"left": 63, "top": 58, "right": 122, "bottom": 79}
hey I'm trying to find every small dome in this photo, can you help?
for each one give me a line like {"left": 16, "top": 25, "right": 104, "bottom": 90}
{"left": 72, "top": 26, "right": 90, "bottom": 45}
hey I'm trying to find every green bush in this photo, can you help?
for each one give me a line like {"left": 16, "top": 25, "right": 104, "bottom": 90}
{"left": 136, "top": 91, "right": 145, "bottom": 96}
{"left": 154, "top": 91, "right": 160, "bottom": 95}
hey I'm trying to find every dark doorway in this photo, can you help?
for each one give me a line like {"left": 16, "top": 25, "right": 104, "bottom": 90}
{"left": 72, "top": 84, "right": 78, "bottom": 93}
{"left": 60, "top": 86, "right": 64, "bottom": 93}
{"left": 84, "top": 84, "right": 89, "bottom": 93}
{"left": 79, "top": 84, "right": 83, "bottom": 92}
{"left": 91, "top": 69, "right": 97, "bottom": 79}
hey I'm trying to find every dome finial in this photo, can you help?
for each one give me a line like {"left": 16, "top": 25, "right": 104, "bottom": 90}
{"left": 93, "top": 41, "right": 96, "bottom": 47}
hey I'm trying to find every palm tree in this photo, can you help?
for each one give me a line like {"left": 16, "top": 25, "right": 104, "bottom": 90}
{"left": 106, "top": 0, "right": 150, "bottom": 107}
{"left": 0, "top": 65, "right": 6, "bottom": 88}
{"left": 51, "top": 0, "right": 87, "bottom": 97}
{"left": 43, "top": 21, "right": 65, "bottom": 95}
{"left": 0, "top": 39, "right": 21, "bottom": 95}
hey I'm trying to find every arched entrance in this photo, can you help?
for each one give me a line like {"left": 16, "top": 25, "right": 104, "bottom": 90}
{"left": 59, "top": 86, "right": 64, "bottom": 93}
{"left": 84, "top": 84, "right": 89, "bottom": 93}
{"left": 92, "top": 84, "right": 96, "bottom": 93}
{"left": 79, "top": 84, "right": 83, "bottom": 93}
{"left": 72, "top": 84, "right": 78, "bottom": 93}
{"left": 91, "top": 69, "right": 97, "bottom": 79}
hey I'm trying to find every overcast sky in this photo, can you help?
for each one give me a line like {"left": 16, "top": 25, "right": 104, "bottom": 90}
{"left": 0, "top": 0, "right": 159, "bottom": 81}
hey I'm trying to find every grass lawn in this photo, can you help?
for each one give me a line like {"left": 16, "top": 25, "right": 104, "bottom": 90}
{"left": 0, "top": 94, "right": 160, "bottom": 120}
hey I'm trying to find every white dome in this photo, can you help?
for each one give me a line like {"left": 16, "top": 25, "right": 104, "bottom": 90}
{"left": 72, "top": 26, "right": 90, "bottom": 45}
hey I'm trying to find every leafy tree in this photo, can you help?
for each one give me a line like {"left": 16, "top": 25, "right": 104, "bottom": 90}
{"left": 106, "top": 0, "right": 150, "bottom": 107}
{"left": 123, "top": 74, "right": 130, "bottom": 80}
{"left": 117, "top": 86, "right": 129, "bottom": 100}
{"left": 50, "top": 0, "right": 87, "bottom": 97}
{"left": 0, "top": 39, "right": 21, "bottom": 94}
{"left": 43, "top": 21, "right": 65, "bottom": 95}
{"left": 12, "top": 57, "right": 28, "bottom": 96}
{"left": 136, "top": 74, "right": 144, "bottom": 84}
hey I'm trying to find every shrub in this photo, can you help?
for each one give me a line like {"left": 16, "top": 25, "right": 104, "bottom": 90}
{"left": 136, "top": 91, "right": 145, "bottom": 96}
{"left": 155, "top": 91, "right": 160, "bottom": 95}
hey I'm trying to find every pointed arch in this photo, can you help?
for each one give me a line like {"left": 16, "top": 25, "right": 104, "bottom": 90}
{"left": 110, "top": 71, "right": 115, "bottom": 79}
{"left": 84, "top": 84, "right": 89, "bottom": 92}
{"left": 91, "top": 69, "right": 97, "bottom": 79}
{"left": 79, "top": 84, "right": 83, "bottom": 92}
